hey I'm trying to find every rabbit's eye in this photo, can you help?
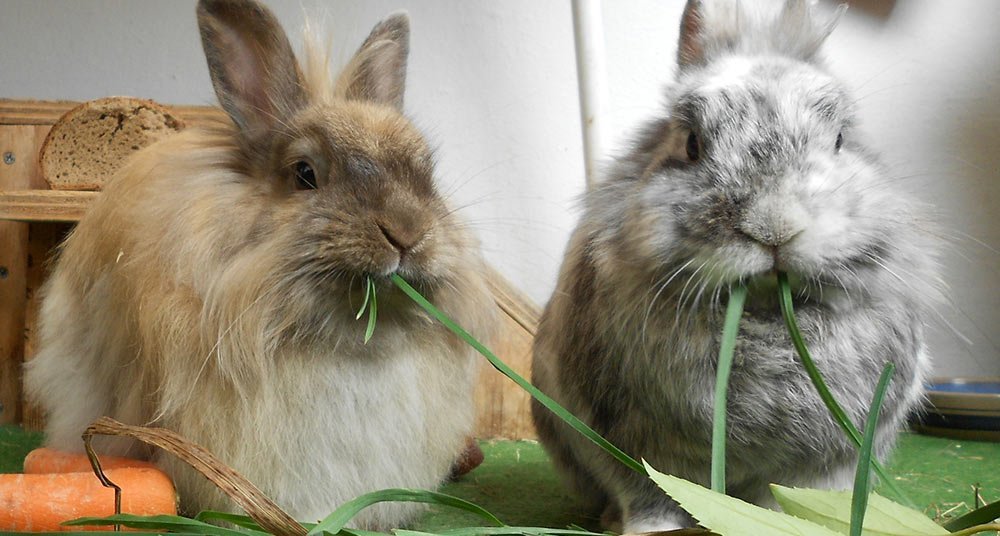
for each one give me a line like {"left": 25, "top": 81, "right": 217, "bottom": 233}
{"left": 294, "top": 161, "right": 317, "bottom": 190}
{"left": 686, "top": 131, "right": 700, "bottom": 162}
{"left": 835, "top": 132, "right": 844, "bottom": 153}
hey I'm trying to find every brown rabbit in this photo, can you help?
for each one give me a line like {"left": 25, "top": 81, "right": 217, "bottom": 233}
{"left": 25, "top": 0, "right": 495, "bottom": 528}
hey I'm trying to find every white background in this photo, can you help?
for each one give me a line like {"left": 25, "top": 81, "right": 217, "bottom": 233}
{"left": 1, "top": 1, "right": 997, "bottom": 377}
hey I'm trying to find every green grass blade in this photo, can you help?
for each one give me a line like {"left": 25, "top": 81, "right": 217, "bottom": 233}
{"left": 776, "top": 272, "right": 912, "bottom": 507}
{"left": 776, "top": 272, "right": 862, "bottom": 444}
{"left": 307, "top": 488, "right": 504, "bottom": 536}
{"left": 193, "top": 510, "right": 278, "bottom": 533}
{"left": 391, "top": 273, "right": 644, "bottom": 474}
{"left": 64, "top": 514, "right": 252, "bottom": 535}
{"left": 711, "top": 285, "right": 748, "bottom": 494}
{"left": 850, "top": 363, "right": 895, "bottom": 536}
{"left": 364, "top": 278, "right": 378, "bottom": 343}
{"left": 943, "top": 500, "right": 1000, "bottom": 532}
{"left": 357, "top": 276, "right": 373, "bottom": 320}
{"left": 947, "top": 524, "right": 1000, "bottom": 536}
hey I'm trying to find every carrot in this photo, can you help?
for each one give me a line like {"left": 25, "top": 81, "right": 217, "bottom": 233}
{"left": 0, "top": 467, "right": 178, "bottom": 532}
{"left": 23, "top": 447, "right": 159, "bottom": 474}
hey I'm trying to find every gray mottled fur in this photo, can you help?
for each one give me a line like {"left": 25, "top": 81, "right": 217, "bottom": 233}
{"left": 531, "top": 0, "right": 940, "bottom": 532}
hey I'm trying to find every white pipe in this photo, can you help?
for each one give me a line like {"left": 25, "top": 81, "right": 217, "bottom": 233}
{"left": 571, "top": 0, "right": 609, "bottom": 190}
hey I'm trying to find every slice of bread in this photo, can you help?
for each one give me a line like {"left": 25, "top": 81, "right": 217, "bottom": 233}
{"left": 39, "top": 97, "right": 184, "bottom": 191}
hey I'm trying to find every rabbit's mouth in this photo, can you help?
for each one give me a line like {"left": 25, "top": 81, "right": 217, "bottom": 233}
{"left": 739, "top": 270, "right": 850, "bottom": 314}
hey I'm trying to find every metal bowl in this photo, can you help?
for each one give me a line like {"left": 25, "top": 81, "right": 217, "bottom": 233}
{"left": 913, "top": 377, "right": 1000, "bottom": 442}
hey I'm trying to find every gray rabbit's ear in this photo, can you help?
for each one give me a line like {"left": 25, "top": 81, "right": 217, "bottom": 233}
{"left": 335, "top": 12, "right": 410, "bottom": 110}
{"left": 775, "top": 0, "right": 847, "bottom": 60}
{"left": 677, "top": 0, "right": 744, "bottom": 69}
{"left": 197, "top": 0, "right": 307, "bottom": 145}
{"left": 677, "top": 0, "right": 707, "bottom": 68}
{"left": 676, "top": 0, "right": 846, "bottom": 69}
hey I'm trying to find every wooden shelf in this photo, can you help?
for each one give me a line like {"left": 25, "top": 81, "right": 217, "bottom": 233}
{"left": 0, "top": 189, "right": 97, "bottom": 222}
{"left": 0, "top": 99, "right": 226, "bottom": 127}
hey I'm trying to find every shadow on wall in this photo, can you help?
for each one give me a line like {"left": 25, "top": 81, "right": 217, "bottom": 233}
{"left": 843, "top": 0, "right": 897, "bottom": 21}
{"left": 950, "top": 16, "right": 1000, "bottom": 376}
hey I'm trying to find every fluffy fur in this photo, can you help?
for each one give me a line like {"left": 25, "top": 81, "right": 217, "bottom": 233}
{"left": 531, "top": 0, "right": 940, "bottom": 532}
{"left": 25, "top": 0, "right": 495, "bottom": 528}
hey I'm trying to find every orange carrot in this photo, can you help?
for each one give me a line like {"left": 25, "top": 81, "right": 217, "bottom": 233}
{"left": 0, "top": 467, "right": 177, "bottom": 532}
{"left": 23, "top": 447, "right": 159, "bottom": 474}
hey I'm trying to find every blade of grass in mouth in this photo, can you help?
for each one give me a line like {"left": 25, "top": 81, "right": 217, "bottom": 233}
{"left": 390, "top": 273, "right": 644, "bottom": 474}
{"left": 711, "top": 285, "right": 748, "bottom": 494}
{"left": 356, "top": 276, "right": 378, "bottom": 344}
{"left": 776, "top": 271, "right": 912, "bottom": 507}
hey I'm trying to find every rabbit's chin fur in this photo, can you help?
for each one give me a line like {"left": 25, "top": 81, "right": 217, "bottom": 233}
{"left": 25, "top": 3, "right": 496, "bottom": 528}
{"left": 531, "top": 0, "right": 941, "bottom": 533}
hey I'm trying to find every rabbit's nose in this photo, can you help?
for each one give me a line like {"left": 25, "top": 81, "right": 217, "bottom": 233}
{"left": 739, "top": 221, "right": 804, "bottom": 247}
{"left": 378, "top": 223, "right": 423, "bottom": 254}
{"left": 738, "top": 196, "right": 807, "bottom": 247}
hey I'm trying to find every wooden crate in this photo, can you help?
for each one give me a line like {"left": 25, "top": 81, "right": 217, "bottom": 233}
{"left": 0, "top": 99, "right": 539, "bottom": 439}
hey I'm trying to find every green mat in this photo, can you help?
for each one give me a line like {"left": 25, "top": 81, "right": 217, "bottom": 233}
{"left": 1, "top": 425, "right": 996, "bottom": 530}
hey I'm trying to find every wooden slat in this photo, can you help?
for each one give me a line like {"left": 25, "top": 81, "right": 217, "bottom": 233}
{"left": 0, "top": 100, "right": 79, "bottom": 125}
{"left": 485, "top": 265, "right": 540, "bottom": 337}
{"left": 473, "top": 315, "right": 537, "bottom": 439}
{"left": 0, "top": 124, "right": 49, "bottom": 424}
{"left": 472, "top": 266, "right": 542, "bottom": 438}
{"left": 0, "top": 99, "right": 226, "bottom": 127}
{"left": 0, "top": 190, "right": 98, "bottom": 222}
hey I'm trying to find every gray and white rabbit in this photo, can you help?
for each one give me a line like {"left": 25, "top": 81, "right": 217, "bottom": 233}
{"left": 25, "top": 0, "right": 495, "bottom": 528}
{"left": 531, "top": 0, "right": 940, "bottom": 532}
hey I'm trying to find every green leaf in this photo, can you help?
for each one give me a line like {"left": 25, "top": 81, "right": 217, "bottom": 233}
{"left": 307, "top": 488, "right": 504, "bottom": 536}
{"left": 64, "top": 513, "right": 253, "bottom": 535}
{"left": 943, "top": 500, "right": 1000, "bottom": 532}
{"left": 340, "top": 530, "right": 393, "bottom": 536}
{"left": 193, "top": 510, "right": 274, "bottom": 533}
{"left": 851, "top": 363, "right": 894, "bottom": 536}
{"left": 770, "top": 486, "right": 948, "bottom": 535}
{"left": 645, "top": 461, "right": 842, "bottom": 536}
{"left": 711, "top": 285, "right": 747, "bottom": 494}
{"left": 391, "top": 274, "right": 644, "bottom": 474}
{"left": 776, "top": 272, "right": 912, "bottom": 507}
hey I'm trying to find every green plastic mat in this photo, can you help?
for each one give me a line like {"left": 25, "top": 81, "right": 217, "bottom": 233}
{"left": 1, "top": 425, "right": 996, "bottom": 529}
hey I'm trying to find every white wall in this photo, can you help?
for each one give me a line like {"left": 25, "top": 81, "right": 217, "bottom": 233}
{"left": 1, "top": 1, "right": 997, "bottom": 377}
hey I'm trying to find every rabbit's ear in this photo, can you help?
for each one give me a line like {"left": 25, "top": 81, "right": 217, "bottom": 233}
{"left": 677, "top": 0, "right": 845, "bottom": 68}
{"left": 677, "top": 0, "right": 707, "bottom": 68}
{"left": 335, "top": 13, "right": 409, "bottom": 110}
{"left": 197, "top": 0, "right": 307, "bottom": 145}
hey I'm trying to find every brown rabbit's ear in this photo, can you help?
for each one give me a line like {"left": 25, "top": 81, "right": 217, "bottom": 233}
{"left": 335, "top": 12, "right": 410, "bottom": 110}
{"left": 197, "top": 0, "right": 307, "bottom": 146}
